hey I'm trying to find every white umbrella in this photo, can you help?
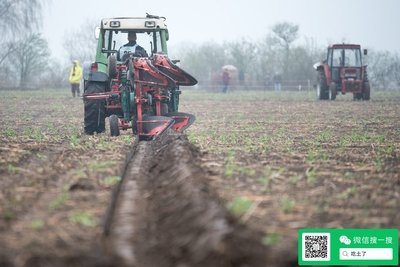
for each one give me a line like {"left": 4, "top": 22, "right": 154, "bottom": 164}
{"left": 222, "top": 65, "right": 237, "bottom": 71}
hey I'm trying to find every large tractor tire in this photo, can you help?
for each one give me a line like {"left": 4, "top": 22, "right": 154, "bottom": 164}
{"left": 362, "top": 82, "right": 371, "bottom": 100}
{"left": 353, "top": 93, "right": 362, "bottom": 101}
{"left": 109, "top": 115, "right": 120, "bottom": 137}
{"left": 316, "top": 70, "right": 328, "bottom": 100}
{"left": 84, "top": 82, "right": 106, "bottom": 135}
{"left": 329, "top": 82, "right": 337, "bottom": 100}
{"left": 362, "top": 69, "right": 370, "bottom": 100}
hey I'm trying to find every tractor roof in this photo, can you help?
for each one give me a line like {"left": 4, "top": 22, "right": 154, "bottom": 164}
{"left": 101, "top": 17, "right": 168, "bottom": 31}
{"left": 329, "top": 44, "right": 361, "bottom": 49}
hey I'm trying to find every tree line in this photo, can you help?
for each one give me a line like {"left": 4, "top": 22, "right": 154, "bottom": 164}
{"left": 176, "top": 22, "right": 400, "bottom": 91}
{"left": 0, "top": 2, "right": 399, "bottom": 91}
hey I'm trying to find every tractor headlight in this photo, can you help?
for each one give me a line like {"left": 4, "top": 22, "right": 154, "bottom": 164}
{"left": 110, "top": 21, "right": 120, "bottom": 27}
{"left": 145, "top": 21, "right": 156, "bottom": 28}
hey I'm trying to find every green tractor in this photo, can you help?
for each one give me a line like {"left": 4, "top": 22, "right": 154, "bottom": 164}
{"left": 82, "top": 14, "right": 197, "bottom": 140}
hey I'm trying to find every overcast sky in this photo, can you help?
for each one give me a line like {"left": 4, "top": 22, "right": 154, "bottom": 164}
{"left": 43, "top": 0, "right": 399, "bottom": 60}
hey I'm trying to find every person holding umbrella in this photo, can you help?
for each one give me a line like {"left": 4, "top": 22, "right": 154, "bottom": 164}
{"left": 222, "top": 68, "right": 230, "bottom": 93}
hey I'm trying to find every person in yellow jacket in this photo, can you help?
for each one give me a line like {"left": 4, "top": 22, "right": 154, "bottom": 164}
{"left": 69, "top": 60, "right": 83, "bottom": 97}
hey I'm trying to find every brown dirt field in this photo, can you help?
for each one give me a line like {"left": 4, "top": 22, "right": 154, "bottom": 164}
{"left": 0, "top": 89, "right": 399, "bottom": 266}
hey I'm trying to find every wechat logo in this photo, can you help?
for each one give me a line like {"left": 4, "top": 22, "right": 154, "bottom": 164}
{"left": 340, "top": 235, "right": 351, "bottom": 245}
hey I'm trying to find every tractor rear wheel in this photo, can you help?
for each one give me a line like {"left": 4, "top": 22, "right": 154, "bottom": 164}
{"left": 316, "top": 70, "right": 328, "bottom": 100}
{"left": 109, "top": 115, "right": 120, "bottom": 136}
{"left": 329, "top": 82, "right": 337, "bottom": 100}
{"left": 84, "top": 82, "right": 106, "bottom": 135}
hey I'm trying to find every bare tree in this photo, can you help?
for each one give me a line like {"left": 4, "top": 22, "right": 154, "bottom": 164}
{"left": 271, "top": 22, "right": 299, "bottom": 52}
{"left": 225, "top": 38, "right": 258, "bottom": 87}
{"left": 63, "top": 19, "right": 98, "bottom": 63}
{"left": 367, "top": 50, "right": 393, "bottom": 90}
{"left": 0, "top": 0, "right": 50, "bottom": 39}
{"left": 180, "top": 41, "right": 227, "bottom": 87}
{"left": 390, "top": 52, "right": 400, "bottom": 90}
{"left": 270, "top": 22, "right": 299, "bottom": 78}
{"left": 0, "top": 0, "right": 50, "bottom": 88}
{"left": 8, "top": 34, "right": 51, "bottom": 88}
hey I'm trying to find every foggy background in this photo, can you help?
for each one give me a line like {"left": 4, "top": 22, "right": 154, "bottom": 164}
{"left": 42, "top": 0, "right": 399, "bottom": 57}
{"left": 1, "top": 0, "right": 399, "bottom": 90}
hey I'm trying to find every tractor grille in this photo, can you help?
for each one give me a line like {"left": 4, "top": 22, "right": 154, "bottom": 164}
{"left": 344, "top": 83, "right": 360, "bottom": 92}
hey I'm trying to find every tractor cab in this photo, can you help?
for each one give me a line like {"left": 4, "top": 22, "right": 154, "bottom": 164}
{"left": 94, "top": 15, "right": 170, "bottom": 67}
{"left": 327, "top": 44, "right": 364, "bottom": 91}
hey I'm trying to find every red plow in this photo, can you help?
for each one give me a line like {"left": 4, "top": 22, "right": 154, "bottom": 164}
{"left": 83, "top": 53, "right": 197, "bottom": 140}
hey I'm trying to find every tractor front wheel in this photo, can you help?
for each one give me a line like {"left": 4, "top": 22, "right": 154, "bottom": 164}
{"left": 329, "top": 82, "right": 337, "bottom": 100}
{"left": 109, "top": 115, "right": 120, "bottom": 136}
{"left": 317, "top": 70, "right": 328, "bottom": 100}
{"left": 84, "top": 82, "right": 106, "bottom": 135}
{"left": 363, "top": 82, "right": 371, "bottom": 100}
{"left": 353, "top": 93, "right": 362, "bottom": 101}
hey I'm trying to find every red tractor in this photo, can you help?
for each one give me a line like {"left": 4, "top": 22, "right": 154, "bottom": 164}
{"left": 313, "top": 44, "right": 370, "bottom": 100}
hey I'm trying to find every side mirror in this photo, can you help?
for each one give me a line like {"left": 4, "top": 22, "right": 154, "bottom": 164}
{"left": 165, "top": 29, "right": 169, "bottom": 41}
{"left": 363, "top": 49, "right": 368, "bottom": 55}
{"left": 94, "top": 27, "right": 100, "bottom": 40}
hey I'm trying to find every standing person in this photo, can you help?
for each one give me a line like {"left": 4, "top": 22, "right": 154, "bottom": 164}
{"left": 222, "top": 68, "right": 230, "bottom": 93}
{"left": 117, "top": 31, "right": 149, "bottom": 61}
{"left": 273, "top": 71, "right": 282, "bottom": 92}
{"left": 69, "top": 60, "right": 82, "bottom": 98}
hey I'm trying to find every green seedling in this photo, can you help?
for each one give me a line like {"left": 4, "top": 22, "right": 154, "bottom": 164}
{"left": 71, "top": 212, "right": 96, "bottom": 227}
{"left": 306, "top": 168, "right": 318, "bottom": 184}
{"left": 31, "top": 220, "right": 44, "bottom": 230}
{"left": 7, "top": 164, "right": 18, "bottom": 174}
{"left": 49, "top": 194, "right": 69, "bottom": 210}
{"left": 70, "top": 135, "right": 79, "bottom": 147}
{"left": 4, "top": 211, "right": 14, "bottom": 220}
{"left": 89, "top": 160, "right": 117, "bottom": 170}
{"left": 104, "top": 176, "right": 121, "bottom": 184}
{"left": 36, "top": 154, "right": 47, "bottom": 161}
{"left": 280, "top": 197, "right": 295, "bottom": 213}
{"left": 262, "top": 233, "right": 282, "bottom": 245}
{"left": 227, "top": 196, "right": 253, "bottom": 217}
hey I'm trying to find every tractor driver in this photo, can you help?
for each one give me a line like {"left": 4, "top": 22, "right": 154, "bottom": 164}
{"left": 117, "top": 31, "right": 149, "bottom": 61}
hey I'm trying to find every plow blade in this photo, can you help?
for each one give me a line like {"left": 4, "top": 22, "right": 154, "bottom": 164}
{"left": 140, "top": 116, "right": 175, "bottom": 141}
{"left": 165, "top": 112, "right": 196, "bottom": 132}
{"left": 152, "top": 54, "right": 198, "bottom": 86}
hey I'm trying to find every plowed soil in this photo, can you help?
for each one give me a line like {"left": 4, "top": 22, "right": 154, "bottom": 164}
{"left": 0, "top": 89, "right": 399, "bottom": 267}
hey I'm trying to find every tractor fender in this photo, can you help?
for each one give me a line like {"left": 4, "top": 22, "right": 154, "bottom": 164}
{"left": 82, "top": 61, "right": 92, "bottom": 81}
{"left": 85, "top": 70, "right": 108, "bottom": 83}
{"left": 313, "top": 61, "right": 324, "bottom": 70}
{"left": 82, "top": 61, "right": 108, "bottom": 83}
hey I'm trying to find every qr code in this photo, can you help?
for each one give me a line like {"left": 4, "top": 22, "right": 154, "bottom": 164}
{"left": 302, "top": 233, "right": 330, "bottom": 261}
